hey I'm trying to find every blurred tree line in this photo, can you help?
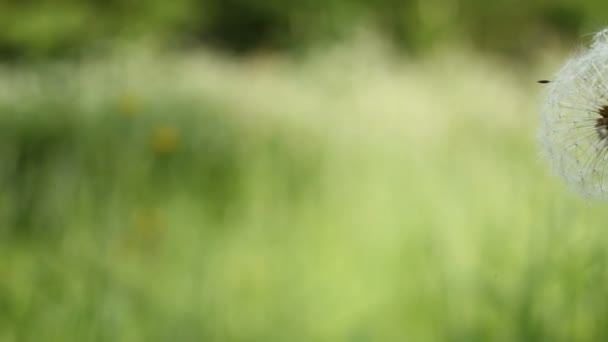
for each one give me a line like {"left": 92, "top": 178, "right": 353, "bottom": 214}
{"left": 0, "top": 0, "right": 604, "bottom": 59}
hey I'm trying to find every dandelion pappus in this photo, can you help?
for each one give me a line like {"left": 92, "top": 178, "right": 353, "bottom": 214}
{"left": 539, "top": 29, "right": 608, "bottom": 199}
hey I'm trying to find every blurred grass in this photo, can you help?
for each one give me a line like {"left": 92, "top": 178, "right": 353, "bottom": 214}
{"left": 1, "top": 40, "right": 608, "bottom": 341}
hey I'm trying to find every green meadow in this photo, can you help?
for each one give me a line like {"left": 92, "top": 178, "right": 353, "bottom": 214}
{"left": 1, "top": 41, "right": 608, "bottom": 341}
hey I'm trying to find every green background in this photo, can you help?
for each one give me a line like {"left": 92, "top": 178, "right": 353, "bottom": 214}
{"left": 1, "top": 1, "right": 607, "bottom": 341}
{"left": 0, "top": 0, "right": 604, "bottom": 58}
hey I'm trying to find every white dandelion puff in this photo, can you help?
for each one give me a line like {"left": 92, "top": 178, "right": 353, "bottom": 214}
{"left": 539, "top": 30, "right": 608, "bottom": 199}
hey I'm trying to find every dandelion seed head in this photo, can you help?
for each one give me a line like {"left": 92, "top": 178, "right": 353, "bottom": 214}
{"left": 540, "top": 29, "right": 608, "bottom": 199}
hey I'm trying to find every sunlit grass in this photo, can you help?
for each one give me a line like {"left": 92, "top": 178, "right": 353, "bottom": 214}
{"left": 1, "top": 43, "right": 607, "bottom": 341}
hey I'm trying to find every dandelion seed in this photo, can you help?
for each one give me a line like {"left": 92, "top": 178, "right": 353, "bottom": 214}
{"left": 540, "top": 30, "right": 608, "bottom": 199}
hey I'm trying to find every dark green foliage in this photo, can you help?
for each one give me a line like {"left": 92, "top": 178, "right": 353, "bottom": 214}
{"left": 0, "top": 0, "right": 602, "bottom": 59}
